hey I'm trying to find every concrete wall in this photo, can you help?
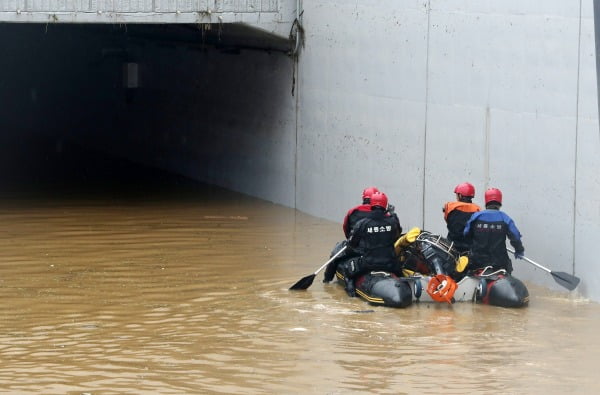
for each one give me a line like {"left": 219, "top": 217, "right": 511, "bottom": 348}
{"left": 106, "top": 38, "right": 299, "bottom": 206}
{"left": 0, "top": 0, "right": 297, "bottom": 39}
{"left": 296, "top": 0, "right": 600, "bottom": 298}
{"left": 297, "top": 1, "right": 429, "bottom": 228}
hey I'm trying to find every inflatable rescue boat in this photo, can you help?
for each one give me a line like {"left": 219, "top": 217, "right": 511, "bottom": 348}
{"left": 329, "top": 228, "right": 529, "bottom": 308}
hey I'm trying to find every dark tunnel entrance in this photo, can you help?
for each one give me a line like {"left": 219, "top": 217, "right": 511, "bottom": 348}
{"left": 0, "top": 22, "right": 294, "bottom": 201}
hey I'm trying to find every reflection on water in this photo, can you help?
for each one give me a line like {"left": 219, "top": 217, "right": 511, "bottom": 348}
{"left": 0, "top": 160, "right": 599, "bottom": 394}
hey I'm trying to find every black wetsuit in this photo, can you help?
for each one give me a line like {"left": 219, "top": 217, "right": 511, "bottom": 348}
{"left": 346, "top": 208, "right": 402, "bottom": 276}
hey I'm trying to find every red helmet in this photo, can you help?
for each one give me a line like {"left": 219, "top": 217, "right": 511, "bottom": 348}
{"left": 454, "top": 182, "right": 475, "bottom": 198}
{"left": 370, "top": 192, "right": 388, "bottom": 209}
{"left": 362, "top": 186, "right": 379, "bottom": 202}
{"left": 485, "top": 188, "right": 503, "bottom": 205}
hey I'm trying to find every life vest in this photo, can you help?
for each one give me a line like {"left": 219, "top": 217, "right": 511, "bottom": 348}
{"left": 443, "top": 201, "right": 481, "bottom": 251}
{"left": 343, "top": 204, "right": 372, "bottom": 238}
{"left": 443, "top": 201, "right": 480, "bottom": 221}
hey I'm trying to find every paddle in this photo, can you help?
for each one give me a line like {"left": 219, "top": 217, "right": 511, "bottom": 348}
{"left": 507, "top": 247, "right": 580, "bottom": 291}
{"left": 289, "top": 246, "right": 348, "bottom": 290}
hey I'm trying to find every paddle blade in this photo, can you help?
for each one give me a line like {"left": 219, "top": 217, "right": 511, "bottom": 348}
{"left": 289, "top": 274, "right": 316, "bottom": 290}
{"left": 551, "top": 271, "right": 580, "bottom": 291}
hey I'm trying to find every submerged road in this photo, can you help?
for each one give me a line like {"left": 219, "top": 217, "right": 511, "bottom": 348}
{"left": 0, "top": 144, "right": 598, "bottom": 393}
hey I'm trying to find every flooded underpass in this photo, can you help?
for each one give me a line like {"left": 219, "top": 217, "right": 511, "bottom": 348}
{"left": 0, "top": 145, "right": 598, "bottom": 394}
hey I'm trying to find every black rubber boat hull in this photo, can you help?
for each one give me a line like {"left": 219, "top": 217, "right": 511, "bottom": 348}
{"left": 335, "top": 269, "right": 413, "bottom": 308}
{"left": 335, "top": 264, "right": 529, "bottom": 308}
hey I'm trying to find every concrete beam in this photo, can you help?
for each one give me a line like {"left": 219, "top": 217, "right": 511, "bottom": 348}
{"left": 0, "top": 0, "right": 298, "bottom": 39}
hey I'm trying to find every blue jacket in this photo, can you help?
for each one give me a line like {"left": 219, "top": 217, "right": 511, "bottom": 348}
{"left": 463, "top": 208, "right": 524, "bottom": 272}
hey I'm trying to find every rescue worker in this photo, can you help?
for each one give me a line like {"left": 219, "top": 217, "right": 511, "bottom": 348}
{"left": 442, "top": 182, "right": 481, "bottom": 253}
{"left": 342, "top": 192, "right": 402, "bottom": 296}
{"left": 463, "top": 188, "right": 524, "bottom": 274}
{"left": 323, "top": 187, "right": 398, "bottom": 283}
{"left": 342, "top": 186, "right": 379, "bottom": 239}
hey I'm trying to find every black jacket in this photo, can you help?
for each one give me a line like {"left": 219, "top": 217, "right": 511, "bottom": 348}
{"left": 443, "top": 201, "right": 481, "bottom": 252}
{"left": 348, "top": 208, "right": 402, "bottom": 271}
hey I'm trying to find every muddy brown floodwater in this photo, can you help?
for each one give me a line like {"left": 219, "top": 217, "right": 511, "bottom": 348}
{"left": 0, "top": 171, "right": 599, "bottom": 394}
